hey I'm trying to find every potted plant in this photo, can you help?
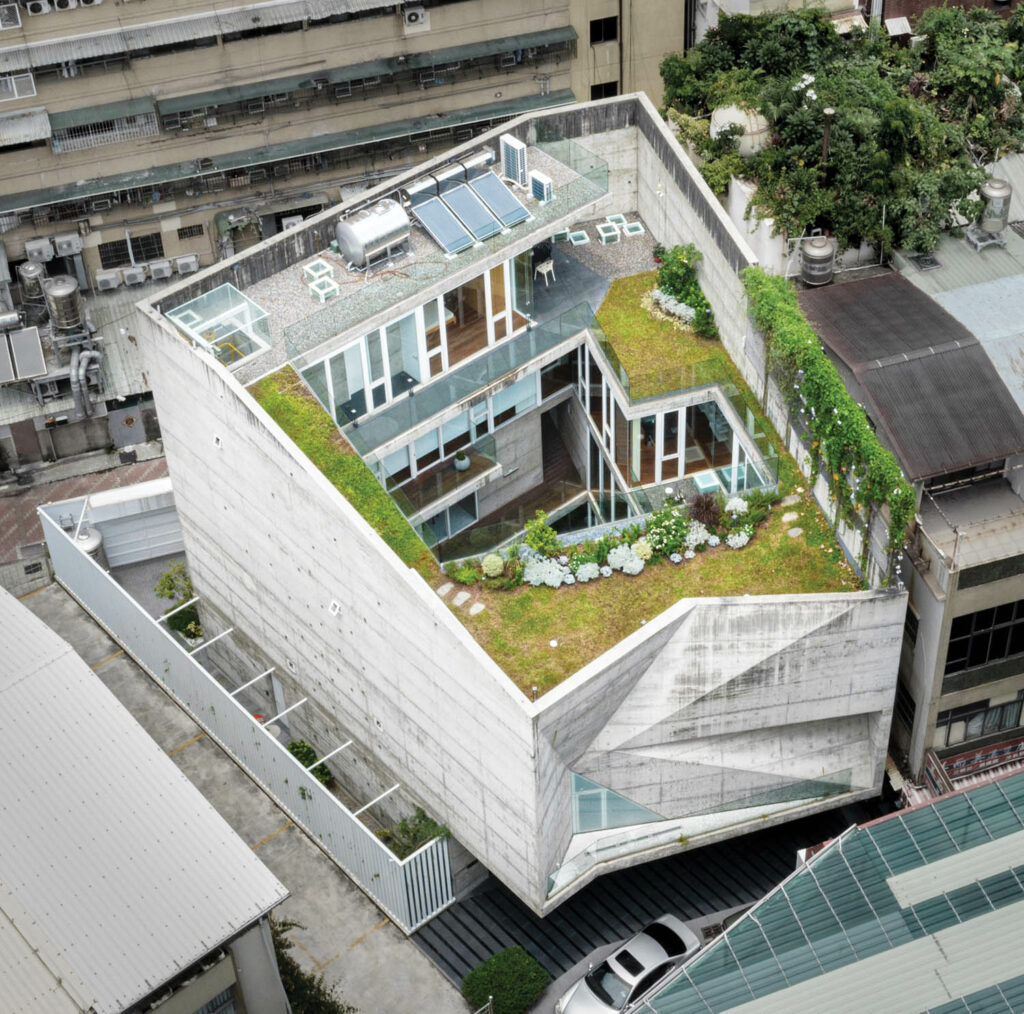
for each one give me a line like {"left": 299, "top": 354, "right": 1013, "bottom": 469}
{"left": 453, "top": 450, "right": 470, "bottom": 472}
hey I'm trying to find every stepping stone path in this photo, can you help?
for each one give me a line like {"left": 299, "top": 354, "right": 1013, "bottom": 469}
{"left": 451, "top": 591, "right": 471, "bottom": 608}
{"left": 436, "top": 582, "right": 454, "bottom": 598}
{"left": 787, "top": 527, "right": 804, "bottom": 538}
{"left": 469, "top": 602, "right": 486, "bottom": 616}
{"left": 781, "top": 494, "right": 801, "bottom": 506}
{"left": 782, "top": 512, "right": 799, "bottom": 523}
{"left": 435, "top": 581, "right": 487, "bottom": 615}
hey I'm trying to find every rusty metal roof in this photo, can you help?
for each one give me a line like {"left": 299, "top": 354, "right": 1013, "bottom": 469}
{"left": 799, "top": 273, "right": 1024, "bottom": 480}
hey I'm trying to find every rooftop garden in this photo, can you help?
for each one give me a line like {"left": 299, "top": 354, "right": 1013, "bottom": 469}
{"left": 661, "top": 7, "right": 1024, "bottom": 252}
{"left": 249, "top": 265, "right": 861, "bottom": 698}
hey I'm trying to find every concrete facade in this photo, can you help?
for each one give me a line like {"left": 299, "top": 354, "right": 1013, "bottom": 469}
{"left": 131, "top": 96, "right": 905, "bottom": 914}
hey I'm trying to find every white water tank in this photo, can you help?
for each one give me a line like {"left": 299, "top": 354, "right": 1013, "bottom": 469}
{"left": 18, "top": 260, "right": 46, "bottom": 300}
{"left": 800, "top": 234, "right": 837, "bottom": 286}
{"left": 710, "top": 105, "right": 771, "bottom": 157}
{"left": 75, "top": 527, "right": 109, "bottom": 569}
{"left": 335, "top": 199, "right": 411, "bottom": 268}
{"left": 979, "top": 178, "right": 1012, "bottom": 234}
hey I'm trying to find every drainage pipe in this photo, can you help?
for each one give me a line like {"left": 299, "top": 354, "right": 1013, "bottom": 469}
{"left": 69, "top": 346, "right": 83, "bottom": 418}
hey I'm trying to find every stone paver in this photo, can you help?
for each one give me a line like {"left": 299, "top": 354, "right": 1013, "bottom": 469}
{"left": 787, "top": 528, "right": 804, "bottom": 538}
{"left": 468, "top": 602, "right": 486, "bottom": 615}
{"left": 781, "top": 494, "right": 801, "bottom": 506}
{"left": 782, "top": 511, "right": 799, "bottom": 523}
{"left": 451, "top": 590, "right": 471, "bottom": 607}
{"left": 436, "top": 582, "right": 454, "bottom": 598}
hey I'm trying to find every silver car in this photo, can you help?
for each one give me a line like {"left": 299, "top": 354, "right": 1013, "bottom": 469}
{"left": 554, "top": 914, "right": 701, "bottom": 1014}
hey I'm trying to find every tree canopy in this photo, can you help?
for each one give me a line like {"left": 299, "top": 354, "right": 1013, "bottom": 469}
{"left": 661, "top": 8, "right": 1024, "bottom": 252}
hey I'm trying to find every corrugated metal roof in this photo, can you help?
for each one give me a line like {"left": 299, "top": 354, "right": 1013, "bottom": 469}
{"left": 0, "top": 0, "right": 396, "bottom": 74}
{"left": 647, "top": 772, "right": 1024, "bottom": 1014}
{"left": 0, "top": 107, "right": 51, "bottom": 145}
{"left": 49, "top": 97, "right": 155, "bottom": 131}
{"left": 0, "top": 588, "right": 289, "bottom": 1014}
{"left": 799, "top": 273, "right": 1024, "bottom": 479}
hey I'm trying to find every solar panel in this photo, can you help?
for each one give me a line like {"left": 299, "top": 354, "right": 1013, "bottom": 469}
{"left": 469, "top": 171, "right": 530, "bottom": 227}
{"left": 439, "top": 182, "right": 502, "bottom": 241}
{"left": 411, "top": 196, "right": 474, "bottom": 254}
{"left": 9, "top": 327, "right": 46, "bottom": 380}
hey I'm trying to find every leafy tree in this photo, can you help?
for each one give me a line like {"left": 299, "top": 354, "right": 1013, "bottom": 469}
{"left": 153, "top": 558, "right": 203, "bottom": 639}
{"left": 271, "top": 918, "right": 355, "bottom": 1014}
{"left": 461, "top": 946, "right": 550, "bottom": 1014}
{"left": 376, "top": 807, "right": 450, "bottom": 859}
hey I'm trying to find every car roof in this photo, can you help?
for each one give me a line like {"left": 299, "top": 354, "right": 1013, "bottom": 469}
{"left": 607, "top": 917, "right": 689, "bottom": 984}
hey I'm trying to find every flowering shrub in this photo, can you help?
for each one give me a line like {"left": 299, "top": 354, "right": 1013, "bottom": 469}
{"left": 524, "top": 509, "right": 561, "bottom": 557}
{"left": 708, "top": 534, "right": 721, "bottom": 547}
{"left": 684, "top": 549, "right": 696, "bottom": 559}
{"left": 724, "top": 497, "right": 749, "bottom": 516}
{"left": 646, "top": 505, "right": 690, "bottom": 555}
{"left": 727, "top": 529, "right": 751, "bottom": 549}
{"left": 669, "top": 553, "right": 683, "bottom": 564}
{"left": 652, "top": 288, "right": 696, "bottom": 323}
{"left": 684, "top": 521, "right": 711, "bottom": 549}
{"left": 622, "top": 553, "right": 645, "bottom": 576}
{"left": 607, "top": 544, "right": 638, "bottom": 571}
{"left": 632, "top": 539, "right": 653, "bottom": 561}
{"left": 576, "top": 562, "right": 601, "bottom": 582}
{"left": 481, "top": 553, "right": 505, "bottom": 578}
{"left": 564, "top": 574, "right": 576, "bottom": 585}
{"left": 524, "top": 558, "right": 567, "bottom": 587}
{"left": 600, "top": 565, "right": 613, "bottom": 578}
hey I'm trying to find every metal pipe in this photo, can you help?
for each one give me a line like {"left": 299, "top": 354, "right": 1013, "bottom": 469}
{"left": 77, "top": 349, "right": 100, "bottom": 417}
{"left": 352, "top": 783, "right": 400, "bottom": 817}
{"left": 229, "top": 667, "right": 275, "bottom": 696}
{"left": 69, "top": 346, "right": 83, "bottom": 418}
{"left": 155, "top": 595, "right": 200, "bottom": 623}
{"left": 187, "top": 626, "right": 233, "bottom": 655}
{"left": 308, "top": 741, "right": 353, "bottom": 769}
{"left": 260, "top": 697, "right": 308, "bottom": 727}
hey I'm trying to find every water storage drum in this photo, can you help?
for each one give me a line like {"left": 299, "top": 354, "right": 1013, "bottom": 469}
{"left": 335, "top": 199, "right": 411, "bottom": 268}
{"left": 800, "top": 234, "right": 836, "bottom": 286}
{"left": 75, "top": 527, "right": 109, "bottom": 570}
{"left": 979, "top": 178, "right": 1012, "bottom": 235}
{"left": 709, "top": 105, "right": 770, "bottom": 158}
{"left": 42, "top": 275, "right": 83, "bottom": 329}
{"left": 17, "top": 260, "right": 46, "bottom": 301}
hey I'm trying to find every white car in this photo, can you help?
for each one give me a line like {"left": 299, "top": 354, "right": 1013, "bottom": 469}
{"left": 554, "top": 914, "right": 701, "bottom": 1014}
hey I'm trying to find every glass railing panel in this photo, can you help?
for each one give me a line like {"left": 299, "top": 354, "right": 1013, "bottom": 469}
{"left": 385, "top": 436, "right": 498, "bottom": 519}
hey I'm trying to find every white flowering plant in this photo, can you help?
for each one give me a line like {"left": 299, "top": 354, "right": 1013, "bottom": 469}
{"left": 684, "top": 520, "right": 711, "bottom": 550}
{"left": 632, "top": 538, "right": 653, "bottom": 561}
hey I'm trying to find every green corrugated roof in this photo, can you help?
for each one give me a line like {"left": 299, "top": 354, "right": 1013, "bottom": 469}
{"left": 49, "top": 97, "right": 156, "bottom": 131}
{"left": 0, "top": 90, "right": 575, "bottom": 214}
{"left": 155, "top": 26, "right": 576, "bottom": 114}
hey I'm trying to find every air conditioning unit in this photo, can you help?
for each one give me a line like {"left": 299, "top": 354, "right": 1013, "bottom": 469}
{"left": 0, "top": 4, "right": 23, "bottom": 29}
{"left": 95, "top": 270, "right": 121, "bottom": 291}
{"left": 148, "top": 259, "right": 173, "bottom": 279}
{"left": 80, "top": 0, "right": 103, "bottom": 5}
{"left": 25, "top": 0, "right": 51, "bottom": 13}
{"left": 54, "top": 0, "right": 77, "bottom": 10}
{"left": 53, "top": 232, "right": 83, "bottom": 256}
{"left": 403, "top": 5, "right": 429, "bottom": 30}
{"left": 500, "top": 133, "right": 528, "bottom": 187}
{"left": 529, "top": 170, "right": 553, "bottom": 203}
{"left": 122, "top": 265, "right": 147, "bottom": 285}
{"left": 25, "top": 238, "right": 54, "bottom": 262}
{"left": 175, "top": 254, "right": 200, "bottom": 274}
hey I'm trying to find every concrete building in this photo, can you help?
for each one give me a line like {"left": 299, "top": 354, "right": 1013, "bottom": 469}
{"left": 0, "top": 585, "right": 290, "bottom": 1014}
{"left": 129, "top": 94, "right": 905, "bottom": 916}
{"left": 641, "top": 769, "right": 1024, "bottom": 1014}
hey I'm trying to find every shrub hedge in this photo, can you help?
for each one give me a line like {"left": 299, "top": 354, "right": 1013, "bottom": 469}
{"left": 461, "top": 946, "right": 550, "bottom": 1014}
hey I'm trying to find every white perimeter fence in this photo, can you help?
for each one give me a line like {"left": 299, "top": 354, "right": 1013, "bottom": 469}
{"left": 40, "top": 505, "right": 452, "bottom": 934}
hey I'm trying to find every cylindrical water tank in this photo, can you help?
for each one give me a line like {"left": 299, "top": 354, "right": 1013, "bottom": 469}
{"left": 709, "top": 105, "right": 771, "bottom": 158}
{"left": 979, "top": 178, "right": 1012, "bottom": 234}
{"left": 18, "top": 260, "right": 46, "bottom": 300}
{"left": 42, "top": 275, "right": 82, "bottom": 329}
{"left": 75, "top": 527, "right": 109, "bottom": 570}
{"left": 0, "top": 309, "right": 20, "bottom": 330}
{"left": 800, "top": 234, "right": 837, "bottom": 286}
{"left": 335, "top": 199, "right": 411, "bottom": 268}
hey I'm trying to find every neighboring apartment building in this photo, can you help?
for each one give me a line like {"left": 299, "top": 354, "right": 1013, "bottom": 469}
{"left": 131, "top": 95, "right": 906, "bottom": 916}
{"left": 0, "top": 586, "right": 290, "bottom": 1014}
{"left": 0, "top": 0, "right": 681, "bottom": 285}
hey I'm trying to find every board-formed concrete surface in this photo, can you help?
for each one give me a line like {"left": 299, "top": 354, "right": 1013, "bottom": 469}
{"left": 20, "top": 582, "right": 465, "bottom": 1014}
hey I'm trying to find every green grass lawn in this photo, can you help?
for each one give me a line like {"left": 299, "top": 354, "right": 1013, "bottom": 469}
{"left": 595, "top": 271, "right": 728, "bottom": 399}
{"left": 249, "top": 367, "right": 437, "bottom": 581}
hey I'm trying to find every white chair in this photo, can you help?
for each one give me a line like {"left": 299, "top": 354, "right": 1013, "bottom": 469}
{"left": 534, "top": 258, "right": 556, "bottom": 287}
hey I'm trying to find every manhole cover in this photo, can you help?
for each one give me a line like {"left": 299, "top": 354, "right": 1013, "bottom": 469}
{"left": 910, "top": 253, "right": 941, "bottom": 271}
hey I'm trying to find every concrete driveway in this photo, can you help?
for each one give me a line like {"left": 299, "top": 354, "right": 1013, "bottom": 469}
{"left": 21, "top": 582, "right": 466, "bottom": 1014}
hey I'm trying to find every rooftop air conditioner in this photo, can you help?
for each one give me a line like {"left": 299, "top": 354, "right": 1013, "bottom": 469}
{"left": 122, "top": 265, "right": 147, "bottom": 285}
{"left": 53, "top": 233, "right": 82, "bottom": 256}
{"left": 403, "top": 5, "right": 429, "bottom": 29}
{"left": 148, "top": 259, "right": 172, "bottom": 279}
{"left": 25, "top": 238, "right": 54, "bottom": 262}
{"left": 175, "top": 254, "right": 200, "bottom": 274}
{"left": 95, "top": 270, "right": 120, "bottom": 291}
{"left": 25, "top": 0, "right": 51, "bottom": 13}
{"left": 0, "top": 4, "right": 22, "bottom": 28}
{"left": 80, "top": 0, "right": 103, "bottom": 5}
{"left": 529, "top": 170, "right": 553, "bottom": 203}
{"left": 54, "top": 0, "right": 77, "bottom": 9}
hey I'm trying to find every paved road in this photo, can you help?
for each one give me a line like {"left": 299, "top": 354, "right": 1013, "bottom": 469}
{"left": 23, "top": 582, "right": 465, "bottom": 1014}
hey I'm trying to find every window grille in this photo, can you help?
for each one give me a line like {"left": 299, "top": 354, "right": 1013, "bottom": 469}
{"left": 177, "top": 224, "right": 204, "bottom": 241}
{"left": 0, "top": 73, "right": 35, "bottom": 101}
{"left": 98, "top": 232, "right": 165, "bottom": 270}
{"left": 52, "top": 113, "right": 159, "bottom": 154}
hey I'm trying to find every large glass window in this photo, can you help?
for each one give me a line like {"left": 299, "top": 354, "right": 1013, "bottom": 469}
{"left": 934, "top": 693, "right": 1024, "bottom": 749}
{"left": 491, "top": 375, "right": 536, "bottom": 428}
{"left": 490, "top": 263, "right": 509, "bottom": 342}
{"left": 687, "top": 399, "right": 733, "bottom": 470}
{"left": 512, "top": 250, "right": 534, "bottom": 320}
{"left": 945, "top": 599, "right": 1024, "bottom": 675}
{"left": 425, "top": 491, "right": 478, "bottom": 542}
{"left": 572, "top": 773, "right": 659, "bottom": 833}
{"left": 330, "top": 343, "right": 366, "bottom": 421}
{"left": 444, "top": 276, "right": 488, "bottom": 367}
{"left": 301, "top": 362, "right": 329, "bottom": 412}
{"left": 385, "top": 313, "right": 421, "bottom": 394}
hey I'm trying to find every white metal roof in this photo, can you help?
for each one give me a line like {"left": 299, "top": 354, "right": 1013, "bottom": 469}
{"left": 0, "top": 588, "right": 289, "bottom": 1014}
{"left": 0, "top": 106, "right": 51, "bottom": 145}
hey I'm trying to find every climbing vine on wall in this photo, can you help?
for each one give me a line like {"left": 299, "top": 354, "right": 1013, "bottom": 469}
{"left": 742, "top": 268, "right": 915, "bottom": 561}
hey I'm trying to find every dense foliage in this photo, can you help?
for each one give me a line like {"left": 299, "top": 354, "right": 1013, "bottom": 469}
{"left": 153, "top": 559, "right": 203, "bottom": 640}
{"left": 656, "top": 243, "right": 718, "bottom": 339}
{"left": 661, "top": 8, "right": 1024, "bottom": 251}
{"left": 287, "top": 739, "right": 334, "bottom": 785}
{"left": 461, "top": 946, "right": 550, "bottom": 1014}
{"left": 376, "top": 807, "right": 450, "bottom": 859}
{"left": 271, "top": 919, "right": 355, "bottom": 1014}
{"left": 743, "top": 267, "right": 915, "bottom": 557}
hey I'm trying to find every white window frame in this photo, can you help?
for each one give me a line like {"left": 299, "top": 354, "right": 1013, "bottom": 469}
{"left": 0, "top": 73, "right": 35, "bottom": 102}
